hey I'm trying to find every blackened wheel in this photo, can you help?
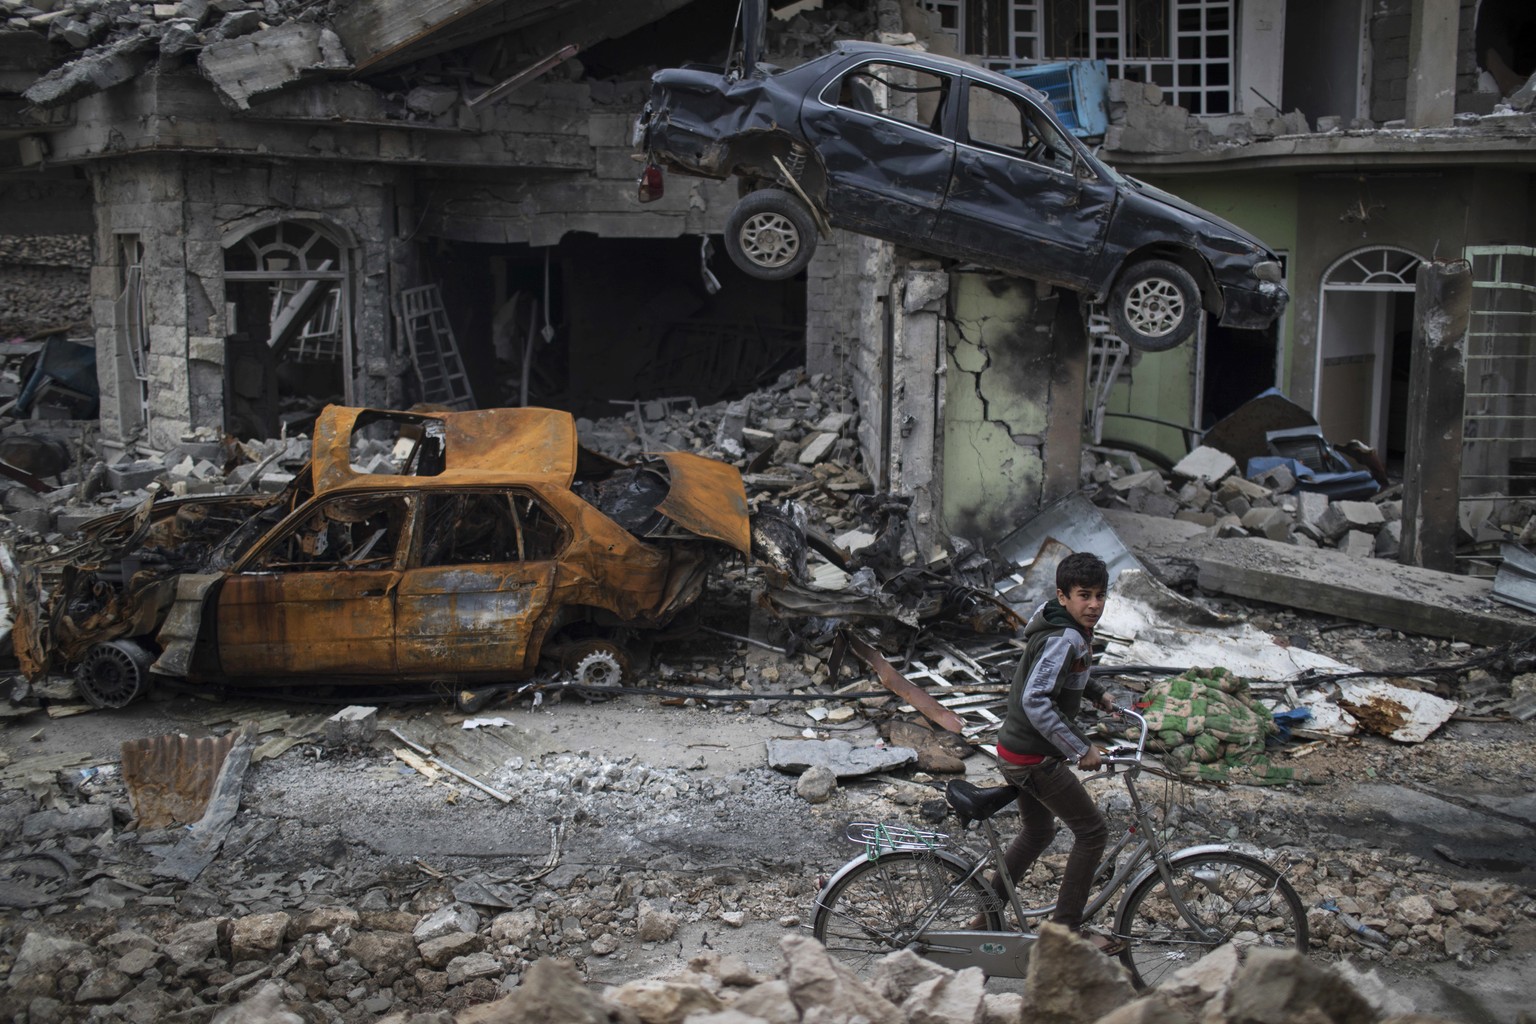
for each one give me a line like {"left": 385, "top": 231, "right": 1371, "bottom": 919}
{"left": 1108, "top": 259, "right": 1201, "bottom": 351}
{"left": 725, "top": 189, "right": 818, "bottom": 280}
{"left": 75, "top": 639, "right": 154, "bottom": 708}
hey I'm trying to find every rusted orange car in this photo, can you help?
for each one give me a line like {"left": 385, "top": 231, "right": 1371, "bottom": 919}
{"left": 13, "top": 405, "right": 750, "bottom": 707}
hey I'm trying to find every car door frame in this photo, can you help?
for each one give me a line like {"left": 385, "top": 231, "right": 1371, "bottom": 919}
{"left": 798, "top": 53, "right": 959, "bottom": 245}
{"left": 393, "top": 486, "right": 567, "bottom": 680}
{"left": 214, "top": 490, "right": 411, "bottom": 678}
{"left": 931, "top": 73, "right": 1117, "bottom": 289}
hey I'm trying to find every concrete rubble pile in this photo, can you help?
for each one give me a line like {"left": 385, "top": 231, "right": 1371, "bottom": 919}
{"left": 1083, "top": 442, "right": 1536, "bottom": 565}
{"left": 0, "top": 236, "right": 91, "bottom": 340}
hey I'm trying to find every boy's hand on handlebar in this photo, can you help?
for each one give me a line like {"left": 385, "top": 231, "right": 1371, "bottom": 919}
{"left": 1077, "top": 746, "right": 1106, "bottom": 771}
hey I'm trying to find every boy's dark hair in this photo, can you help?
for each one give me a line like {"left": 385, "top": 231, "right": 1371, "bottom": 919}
{"left": 1057, "top": 552, "right": 1109, "bottom": 594}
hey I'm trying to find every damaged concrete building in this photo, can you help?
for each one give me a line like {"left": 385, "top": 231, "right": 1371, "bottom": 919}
{"left": 0, "top": 0, "right": 1532, "bottom": 564}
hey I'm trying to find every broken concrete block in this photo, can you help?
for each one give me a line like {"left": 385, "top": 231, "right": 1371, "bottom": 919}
{"left": 740, "top": 427, "right": 776, "bottom": 452}
{"left": 324, "top": 705, "right": 377, "bottom": 747}
{"left": 715, "top": 400, "right": 749, "bottom": 450}
{"left": 414, "top": 903, "right": 481, "bottom": 944}
{"left": 795, "top": 765, "right": 837, "bottom": 804}
{"left": 8, "top": 507, "right": 53, "bottom": 535}
{"left": 1253, "top": 463, "right": 1298, "bottom": 494}
{"left": 213, "top": 8, "right": 261, "bottom": 38}
{"left": 1139, "top": 492, "right": 1181, "bottom": 519}
{"left": 1319, "top": 500, "right": 1385, "bottom": 540}
{"left": 1340, "top": 530, "right": 1377, "bottom": 558}
{"left": 1177, "top": 481, "right": 1212, "bottom": 511}
{"left": 1224, "top": 495, "right": 1253, "bottom": 519}
{"left": 106, "top": 460, "right": 163, "bottom": 492}
{"left": 814, "top": 412, "right": 854, "bottom": 434}
{"left": 1241, "top": 507, "right": 1292, "bottom": 541}
{"left": 1175, "top": 509, "right": 1217, "bottom": 527}
{"left": 1110, "top": 469, "right": 1166, "bottom": 494}
{"left": 798, "top": 432, "right": 837, "bottom": 466}
{"left": 1172, "top": 445, "right": 1236, "bottom": 484}
{"left": 1374, "top": 520, "right": 1403, "bottom": 558}
{"left": 1216, "top": 476, "right": 1272, "bottom": 505}
{"left": 23, "top": 804, "right": 112, "bottom": 839}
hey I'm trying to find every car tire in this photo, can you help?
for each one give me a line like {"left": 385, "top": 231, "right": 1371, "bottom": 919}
{"left": 1108, "top": 259, "right": 1201, "bottom": 352}
{"left": 725, "top": 188, "right": 818, "bottom": 280}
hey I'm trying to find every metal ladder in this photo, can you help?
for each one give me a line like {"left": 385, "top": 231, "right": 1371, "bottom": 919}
{"left": 401, "top": 284, "right": 475, "bottom": 409}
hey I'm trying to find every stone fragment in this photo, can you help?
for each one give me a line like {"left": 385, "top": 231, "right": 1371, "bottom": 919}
{"left": 73, "top": 967, "right": 131, "bottom": 1004}
{"left": 1024, "top": 923, "right": 1134, "bottom": 1024}
{"left": 1241, "top": 506, "right": 1292, "bottom": 541}
{"left": 780, "top": 933, "right": 904, "bottom": 1023}
{"left": 286, "top": 906, "right": 358, "bottom": 940}
{"left": 798, "top": 431, "right": 837, "bottom": 465}
{"left": 591, "top": 932, "right": 622, "bottom": 955}
{"left": 608, "top": 977, "right": 726, "bottom": 1023}
{"left": 795, "top": 765, "right": 837, "bottom": 804}
{"left": 1172, "top": 445, "right": 1236, "bottom": 484}
{"left": 22, "top": 803, "right": 112, "bottom": 837}
{"left": 1177, "top": 481, "right": 1211, "bottom": 510}
{"left": 490, "top": 909, "right": 540, "bottom": 946}
{"left": 637, "top": 902, "right": 679, "bottom": 942}
{"left": 111, "top": 946, "right": 161, "bottom": 976}
{"left": 323, "top": 705, "right": 377, "bottom": 747}
{"left": 165, "top": 919, "right": 222, "bottom": 966}
{"left": 902, "top": 965, "right": 987, "bottom": 1024}
{"left": 1109, "top": 469, "right": 1166, "bottom": 494}
{"left": 414, "top": 903, "right": 480, "bottom": 943}
{"left": 230, "top": 912, "right": 290, "bottom": 961}
{"left": 9, "top": 932, "right": 91, "bottom": 997}
{"left": 730, "top": 979, "right": 799, "bottom": 1024}
{"left": 1253, "top": 462, "right": 1297, "bottom": 494}
{"left": 766, "top": 737, "right": 915, "bottom": 777}
{"left": 1373, "top": 519, "right": 1402, "bottom": 558}
{"left": 1318, "top": 500, "right": 1385, "bottom": 540}
{"left": 419, "top": 931, "right": 482, "bottom": 968}
{"left": 346, "top": 931, "right": 416, "bottom": 974}
{"left": 456, "top": 957, "right": 607, "bottom": 1024}
{"left": 446, "top": 951, "right": 502, "bottom": 985}
{"left": 1224, "top": 947, "right": 1375, "bottom": 1023}
{"left": 1341, "top": 530, "right": 1376, "bottom": 558}
{"left": 1396, "top": 894, "right": 1435, "bottom": 926}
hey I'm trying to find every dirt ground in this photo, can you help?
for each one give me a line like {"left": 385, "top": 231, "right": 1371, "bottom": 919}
{"left": 4, "top": 621, "right": 1534, "bottom": 1024}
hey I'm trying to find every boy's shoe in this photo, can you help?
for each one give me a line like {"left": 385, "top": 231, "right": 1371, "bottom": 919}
{"left": 1083, "top": 930, "right": 1126, "bottom": 955}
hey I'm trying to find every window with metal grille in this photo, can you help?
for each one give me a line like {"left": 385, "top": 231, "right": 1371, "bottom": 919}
{"left": 921, "top": 0, "right": 1234, "bottom": 114}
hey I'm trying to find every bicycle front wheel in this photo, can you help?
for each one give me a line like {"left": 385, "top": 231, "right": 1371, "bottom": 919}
{"left": 1115, "top": 850, "right": 1307, "bottom": 989}
{"left": 812, "top": 850, "right": 1001, "bottom": 973}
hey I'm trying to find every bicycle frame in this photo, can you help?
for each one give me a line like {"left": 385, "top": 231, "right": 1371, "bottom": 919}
{"left": 817, "top": 706, "right": 1232, "bottom": 977}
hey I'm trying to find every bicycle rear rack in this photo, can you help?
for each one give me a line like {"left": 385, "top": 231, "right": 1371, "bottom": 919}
{"left": 846, "top": 822, "right": 950, "bottom": 856}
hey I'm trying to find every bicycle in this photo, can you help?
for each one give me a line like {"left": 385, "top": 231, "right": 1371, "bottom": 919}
{"left": 810, "top": 706, "right": 1308, "bottom": 988}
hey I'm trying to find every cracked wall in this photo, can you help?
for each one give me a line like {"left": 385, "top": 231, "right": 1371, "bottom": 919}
{"left": 942, "top": 271, "right": 1081, "bottom": 543}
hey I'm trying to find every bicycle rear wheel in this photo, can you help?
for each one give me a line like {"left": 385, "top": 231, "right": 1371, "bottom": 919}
{"left": 1115, "top": 850, "right": 1307, "bottom": 989}
{"left": 812, "top": 850, "right": 1001, "bottom": 973}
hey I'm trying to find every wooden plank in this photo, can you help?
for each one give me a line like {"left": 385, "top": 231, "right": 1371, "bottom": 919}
{"left": 1194, "top": 536, "right": 1535, "bottom": 647}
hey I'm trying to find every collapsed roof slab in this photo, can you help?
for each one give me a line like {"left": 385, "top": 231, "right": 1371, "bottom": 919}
{"left": 1194, "top": 536, "right": 1535, "bottom": 647}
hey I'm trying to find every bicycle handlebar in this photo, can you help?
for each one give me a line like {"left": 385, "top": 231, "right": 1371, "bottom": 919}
{"left": 1096, "top": 704, "right": 1147, "bottom": 769}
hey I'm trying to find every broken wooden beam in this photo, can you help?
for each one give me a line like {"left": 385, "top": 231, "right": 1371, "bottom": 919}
{"left": 1194, "top": 536, "right": 1535, "bottom": 647}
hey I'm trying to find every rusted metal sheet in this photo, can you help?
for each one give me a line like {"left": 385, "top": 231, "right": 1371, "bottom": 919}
{"left": 844, "top": 631, "right": 968, "bottom": 735}
{"left": 654, "top": 451, "right": 751, "bottom": 554}
{"left": 311, "top": 406, "right": 578, "bottom": 494}
{"left": 120, "top": 730, "right": 240, "bottom": 830}
{"left": 396, "top": 564, "right": 554, "bottom": 674}
{"left": 217, "top": 571, "right": 400, "bottom": 676}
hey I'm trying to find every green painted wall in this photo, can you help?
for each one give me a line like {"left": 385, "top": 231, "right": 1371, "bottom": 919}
{"left": 1100, "top": 173, "right": 1300, "bottom": 463}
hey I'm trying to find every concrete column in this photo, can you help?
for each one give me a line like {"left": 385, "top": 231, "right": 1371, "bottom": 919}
{"left": 887, "top": 266, "right": 948, "bottom": 563}
{"left": 1404, "top": 0, "right": 1458, "bottom": 128}
{"left": 1399, "top": 258, "right": 1470, "bottom": 571}
{"left": 1237, "top": 0, "right": 1286, "bottom": 112}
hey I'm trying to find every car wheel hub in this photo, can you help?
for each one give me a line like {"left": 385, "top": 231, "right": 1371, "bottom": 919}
{"left": 1123, "top": 278, "right": 1185, "bottom": 338}
{"left": 740, "top": 212, "right": 800, "bottom": 268}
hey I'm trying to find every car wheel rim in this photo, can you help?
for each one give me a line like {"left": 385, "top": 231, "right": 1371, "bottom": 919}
{"left": 1123, "top": 277, "right": 1185, "bottom": 338}
{"left": 740, "top": 212, "right": 800, "bottom": 268}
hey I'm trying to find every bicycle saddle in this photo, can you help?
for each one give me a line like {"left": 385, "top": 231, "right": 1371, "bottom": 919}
{"left": 945, "top": 779, "right": 1018, "bottom": 828}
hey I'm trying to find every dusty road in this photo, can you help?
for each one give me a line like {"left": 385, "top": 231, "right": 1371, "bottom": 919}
{"left": 5, "top": 670, "right": 1533, "bottom": 1022}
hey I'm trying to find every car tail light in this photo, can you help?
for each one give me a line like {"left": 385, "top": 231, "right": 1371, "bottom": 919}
{"left": 637, "top": 163, "right": 664, "bottom": 203}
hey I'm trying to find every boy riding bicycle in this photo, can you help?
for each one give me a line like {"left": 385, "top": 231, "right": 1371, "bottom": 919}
{"left": 990, "top": 551, "right": 1119, "bottom": 950}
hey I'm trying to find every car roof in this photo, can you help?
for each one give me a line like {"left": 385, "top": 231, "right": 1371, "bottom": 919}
{"left": 824, "top": 40, "right": 1051, "bottom": 104}
{"left": 311, "top": 404, "right": 579, "bottom": 495}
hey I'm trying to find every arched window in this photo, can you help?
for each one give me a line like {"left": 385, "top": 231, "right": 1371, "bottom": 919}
{"left": 223, "top": 218, "right": 354, "bottom": 438}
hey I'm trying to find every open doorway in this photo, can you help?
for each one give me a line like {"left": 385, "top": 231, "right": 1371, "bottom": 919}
{"left": 222, "top": 218, "right": 353, "bottom": 439}
{"left": 1315, "top": 245, "right": 1420, "bottom": 462}
{"left": 421, "top": 234, "right": 807, "bottom": 417}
